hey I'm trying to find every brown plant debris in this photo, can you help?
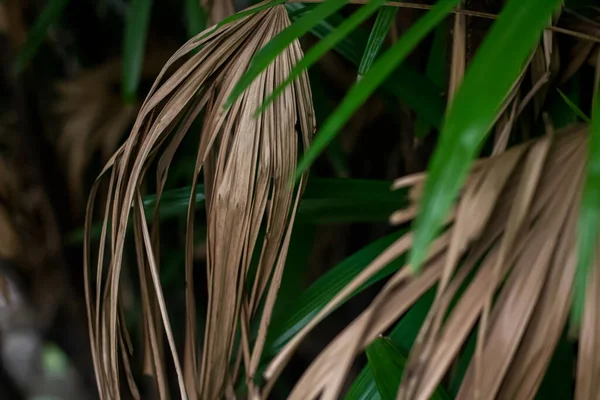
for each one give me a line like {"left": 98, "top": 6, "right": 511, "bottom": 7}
{"left": 266, "top": 124, "right": 597, "bottom": 400}
{"left": 54, "top": 50, "right": 170, "bottom": 212}
{"left": 84, "top": 3, "right": 314, "bottom": 399}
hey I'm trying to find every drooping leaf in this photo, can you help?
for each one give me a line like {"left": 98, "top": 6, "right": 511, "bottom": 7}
{"left": 408, "top": 0, "right": 562, "bottom": 272}
{"left": 572, "top": 85, "right": 600, "bottom": 328}
{"left": 14, "top": 0, "right": 70, "bottom": 73}
{"left": 226, "top": 0, "right": 349, "bottom": 108}
{"left": 358, "top": 6, "right": 397, "bottom": 79}
{"left": 292, "top": 0, "right": 460, "bottom": 182}
{"left": 122, "top": 0, "right": 153, "bottom": 103}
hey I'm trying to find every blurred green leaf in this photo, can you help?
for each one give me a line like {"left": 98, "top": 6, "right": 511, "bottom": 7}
{"left": 255, "top": 0, "right": 387, "bottom": 116}
{"left": 122, "top": 0, "right": 153, "bottom": 103}
{"left": 184, "top": 0, "right": 208, "bottom": 37}
{"left": 286, "top": 2, "right": 445, "bottom": 129}
{"left": 358, "top": 6, "right": 397, "bottom": 79}
{"left": 14, "top": 0, "right": 70, "bottom": 73}
{"left": 557, "top": 88, "right": 590, "bottom": 123}
{"left": 572, "top": 86, "right": 600, "bottom": 328}
{"left": 226, "top": 0, "right": 349, "bottom": 108}
{"left": 264, "top": 228, "right": 407, "bottom": 357}
{"left": 292, "top": 0, "right": 459, "bottom": 183}
{"left": 366, "top": 337, "right": 407, "bottom": 400}
{"left": 408, "top": 0, "right": 561, "bottom": 272}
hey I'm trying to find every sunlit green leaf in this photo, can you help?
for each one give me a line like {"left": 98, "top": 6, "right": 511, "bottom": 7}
{"left": 408, "top": 0, "right": 561, "bottom": 272}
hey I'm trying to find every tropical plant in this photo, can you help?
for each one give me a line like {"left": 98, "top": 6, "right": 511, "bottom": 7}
{"left": 4, "top": 0, "right": 600, "bottom": 399}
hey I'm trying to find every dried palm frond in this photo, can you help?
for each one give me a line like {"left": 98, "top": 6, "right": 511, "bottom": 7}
{"left": 561, "top": 10, "right": 600, "bottom": 83}
{"left": 202, "top": 0, "right": 235, "bottom": 24}
{"left": 84, "top": 3, "right": 314, "bottom": 399}
{"left": 265, "top": 123, "right": 596, "bottom": 400}
{"left": 54, "top": 50, "right": 170, "bottom": 212}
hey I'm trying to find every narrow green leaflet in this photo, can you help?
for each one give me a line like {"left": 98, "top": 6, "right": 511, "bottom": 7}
{"left": 345, "top": 366, "right": 381, "bottom": 400}
{"left": 255, "top": 0, "right": 387, "bottom": 116}
{"left": 226, "top": 0, "right": 349, "bottom": 108}
{"left": 408, "top": 0, "right": 562, "bottom": 272}
{"left": 358, "top": 6, "right": 398, "bottom": 79}
{"left": 292, "top": 0, "right": 460, "bottom": 183}
{"left": 572, "top": 88, "right": 600, "bottom": 328}
{"left": 122, "top": 0, "right": 153, "bottom": 103}
{"left": 14, "top": 0, "right": 70, "bottom": 73}
{"left": 366, "top": 338, "right": 407, "bottom": 400}
{"left": 557, "top": 88, "right": 590, "bottom": 123}
{"left": 264, "top": 229, "right": 407, "bottom": 357}
{"left": 184, "top": 0, "right": 208, "bottom": 38}
{"left": 286, "top": 2, "right": 445, "bottom": 129}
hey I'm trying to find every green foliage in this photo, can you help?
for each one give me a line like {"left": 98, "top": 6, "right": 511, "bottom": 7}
{"left": 572, "top": 86, "right": 600, "bottom": 328}
{"left": 122, "top": 0, "right": 153, "bottom": 103}
{"left": 264, "top": 229, "right": 407, "bottom": 357}
{"left": 184, "top": 0, "right": 207, "bottom": 37}
{"left": 286, "top": 2, "right": 445, "bottom": 129}
{"left": 292, "top": 0, "right": 461, "bottom": 183}
{"left": 357, "top": 6, "right": 397, "bottom": 79}
{"left": 69, "top": 178, "right": 406, "bottom": 242}
{"left": 408, "top": 0, "right": 562, "bottom": 272}
{"left": 557, "top": 88, "right": 591, "bottom": 123}
{"left": 14, "top": 0, "right": 70, "bottom": 73}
